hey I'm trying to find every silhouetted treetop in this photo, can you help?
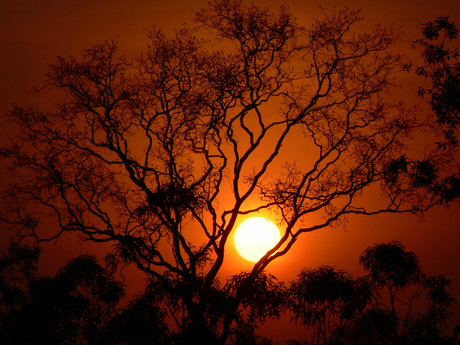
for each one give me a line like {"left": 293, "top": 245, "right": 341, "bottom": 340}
{"left": 359, "top": 240, "right": 422, "bottom": 290}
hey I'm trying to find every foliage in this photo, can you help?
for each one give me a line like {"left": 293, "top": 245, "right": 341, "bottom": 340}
{"left": 0, "top": 241, "right": 458, "bottom": 344}
{"left": 339, "top": 308, "right": 399, "bottom": 345}
{"left": 0, "top": 243, "right": 41, "bottom": 317}
{"left": 359, "top": 240, "right": 422, "bottom": 313}
{"left": 1, "top": 1, "right": 459, "bottom": 343}
{"left": 0, "top": 245, "right": 125, "bottom": 345}
{"left": 411, "top": 16, "right": 460, "bottom": 147}
{"left": 288, "top": 241, "right": 459, "bottom": 345}
{"left": 105, "top": 288, "right": 170, "bottom": 345}
{"left": 288, "top": 266, "right": 370, "bottom": 345}
{"left": 225, "top": 271, "right": 287, "bottom": 343}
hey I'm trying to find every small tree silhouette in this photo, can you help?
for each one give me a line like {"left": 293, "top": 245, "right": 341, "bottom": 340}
{"left": 288, "top": 266, "right": 369, "bottom": 345}
{"left": 359, "top": 240, "right": 423, "bottom": 315}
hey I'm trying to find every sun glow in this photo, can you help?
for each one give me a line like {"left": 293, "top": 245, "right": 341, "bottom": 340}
{"left": 234, "top": 217, "right": 281, "bottom": 262}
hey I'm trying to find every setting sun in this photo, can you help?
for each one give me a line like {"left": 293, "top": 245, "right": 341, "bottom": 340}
{"left": 234, "top": 217, "right": 281, "bottom": 262}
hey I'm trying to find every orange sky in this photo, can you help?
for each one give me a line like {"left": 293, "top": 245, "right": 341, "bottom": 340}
{"left": 1, "top": 0, "right": 460, "bottom": 342}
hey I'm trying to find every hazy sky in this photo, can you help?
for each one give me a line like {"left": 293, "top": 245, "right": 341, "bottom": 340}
{"left": 1, "top": 0, "right": 460, "bottom": 341}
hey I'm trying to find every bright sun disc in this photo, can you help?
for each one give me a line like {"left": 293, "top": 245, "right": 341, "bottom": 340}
{"left": 234, "top": 217, "right": 281, "bottom": 262}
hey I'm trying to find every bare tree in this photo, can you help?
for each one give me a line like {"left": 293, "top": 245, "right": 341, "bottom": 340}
{"left": 1, "top": 1, "right": 458, "bottom": 343}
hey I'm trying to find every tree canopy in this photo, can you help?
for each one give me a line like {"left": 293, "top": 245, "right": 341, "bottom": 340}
{"left": 1, "top": 241, "right": 458, "bottom": 344}
{"left": 1, "top": 1, "right": 459, "bottom": 343}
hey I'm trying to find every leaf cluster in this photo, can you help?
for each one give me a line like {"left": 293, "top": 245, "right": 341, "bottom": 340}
{"left": 411, "top": 16, "right": 460, "bottom": 147}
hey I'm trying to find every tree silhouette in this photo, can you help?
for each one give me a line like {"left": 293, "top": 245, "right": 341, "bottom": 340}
{"left": 405, "top": 275, "right": 458, "bottom": 345}
{"left": 341, "top": 308, "right": 400, "bottom": 345}
{"left": 1, "top": 243, "right": 458, "bottom": 344}
{"left": 225, "top": 271, "right": 287, "bottom": 344}
{"left": 289, "top": 241, "right": 459, "bottom": 345}
{"left": 0, "top": 245, "right": 125, "bottom": 345}
{"left": 1, "top": 1, "right": 459, "bottom": 343}
{"left": 0, "top": 243, "right": 41, "bottom": 321}
{"left": 105, "top": 285, "right": 170, "bottom": 345}
{"left": 359, "top": 240, "right": 423, "bottom": 315}
{"left": 288, "top": 266, "right": 369, "bottom": 345}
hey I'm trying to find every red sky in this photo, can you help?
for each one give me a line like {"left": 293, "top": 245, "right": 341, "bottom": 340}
{"left": 1, "top": 0, "right": 460, "bottom": 342}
